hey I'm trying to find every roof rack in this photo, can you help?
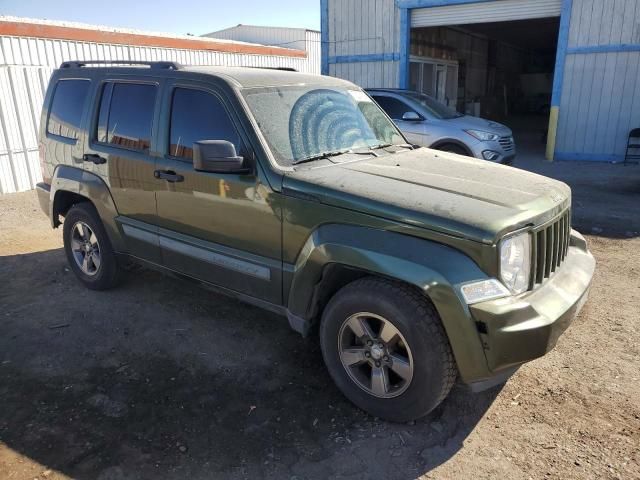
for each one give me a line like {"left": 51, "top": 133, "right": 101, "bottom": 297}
{"left": 60, "top": 60, "right": 181, "bottom": 70}
{"left": 254, "top": 66, "right": 297, "bottom": 72}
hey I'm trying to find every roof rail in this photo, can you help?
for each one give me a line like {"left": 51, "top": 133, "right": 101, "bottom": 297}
{"left": 265, "top": 67, "right": 297, "bottom": 72}
{"left": 243, "top": 66, "right": 298, "bottom": 72}
{"left": 59, "top": 60, "right": 182, "bottom": 70}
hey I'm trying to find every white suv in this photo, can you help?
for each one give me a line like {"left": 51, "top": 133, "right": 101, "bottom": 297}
{"left": 367, "top": 88, "right": 516, "bottom": 164}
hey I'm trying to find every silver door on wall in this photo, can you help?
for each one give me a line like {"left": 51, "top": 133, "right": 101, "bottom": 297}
{"left": 409, "top": 58, "right": 458, "bottom": 108}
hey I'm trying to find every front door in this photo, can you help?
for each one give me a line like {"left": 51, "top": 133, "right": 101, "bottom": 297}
{"left": 87, "top": 78, "right": 162, "bottom": 264}
{"left": 153, "top": 82, "right": 282, "bottom": 304}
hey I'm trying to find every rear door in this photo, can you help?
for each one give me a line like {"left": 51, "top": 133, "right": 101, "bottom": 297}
{"left": 153, "top": 80, "right": 282, "bottom": 304}
{"left": 85, "top": 77, "right": 163, "bottom": 263}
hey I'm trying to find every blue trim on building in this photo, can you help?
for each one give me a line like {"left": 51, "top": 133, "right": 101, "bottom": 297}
{"left": 396, "top": 0, "right": 496, "bottom": 8}
{"left": 321, "top": 0, "right": 329, "bottom": 75}
{"left": 328, "top": 53, "right": 401, "bottom": 64}
{"left": 399, "top": 8, "right": 411, "bottom": 89}
{"left": 550, "top": 0, "right": 573, "bottom": 108}
{"left": 567, "top": 44, "right": 640, "bottom": 55}
{"left": 555, "top": 152, "right": 624, "bottom": 163}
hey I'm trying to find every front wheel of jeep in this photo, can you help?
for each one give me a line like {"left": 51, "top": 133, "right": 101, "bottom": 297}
{"left": 319, "top": 277, "right": 457, "bottom": 422}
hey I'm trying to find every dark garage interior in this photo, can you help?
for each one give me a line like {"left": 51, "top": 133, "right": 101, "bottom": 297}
{"left": 409, "top": 17, "right": 560, "bottom": 147}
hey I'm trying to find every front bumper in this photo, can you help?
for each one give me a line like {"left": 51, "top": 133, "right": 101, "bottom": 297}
{"left": 468, "top": 231, "right": 595, "bottom": 382}
{"left": 469, "top": 137, "right": 516, "bottom": 164}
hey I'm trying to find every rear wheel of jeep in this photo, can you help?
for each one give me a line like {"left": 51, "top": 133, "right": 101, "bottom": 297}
{"left": 320, "top": 277, "right": 457, "bottom": 422}
{"left": 63, "top": 203, "right": 122, "bottom": 290}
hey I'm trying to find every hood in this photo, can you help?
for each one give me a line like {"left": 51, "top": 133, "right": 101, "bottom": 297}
{"left": 441, "top": 115, "right": 512, "bottom": 136}
{"left": 283, "top": 149, "right": 570, "bottom": 244}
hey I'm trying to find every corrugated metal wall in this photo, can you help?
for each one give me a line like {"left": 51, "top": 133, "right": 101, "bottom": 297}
{"left": 0, "top": 34, "right": 312, "bottom": 71}
{"left": 0, "top": 65, "right": 52, "bottom": 194}
{"left": 203, "top": 26, "right": 320, "bottom": 74}
{"left": 0, "top": 34, "right": 311, "bottom": 194}
{"left": 326, "top": 0, "right": 401, "bottom": 88}
{"left": 555, "top": 0, "right": 640, "bottom": 161}
{"left": 305, "top": 30, "right": 321, "bottom": 75}
{"left": 205, "top": 25, "right": 308, "bottom": 49}
{"left": 203, "top": 25, "right": 320, "bottom": 75}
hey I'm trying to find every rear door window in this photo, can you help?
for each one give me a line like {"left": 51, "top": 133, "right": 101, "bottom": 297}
{"left": 47, "top": 79, "right": 91, "bottom": 140}
{"left": 96, "top": 82, "right": 157, "bottom": 151}
{"left": 168, "top": 88, "right": 241, "bottom": 160}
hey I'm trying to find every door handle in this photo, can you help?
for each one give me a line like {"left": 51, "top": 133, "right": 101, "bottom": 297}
{"left": 83, "top": 153, "right": 107, "bottom": 165}
{"left": 154, "top": 170, "right": 184, "bottom": 183}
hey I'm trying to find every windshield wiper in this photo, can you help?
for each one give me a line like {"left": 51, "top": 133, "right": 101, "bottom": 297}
{"left": 367, "top": 143, "right": 392, "bottom": 150}
{"left": 292, "top": 143, "right": 416, "bottom": 166}
{"left": 292, "top": 149, "right": 350, "bottom": 166}
{"left": 293, "top": 148, "right": 377, "bottom": 166}
{"left": 368, "top": 143, "right": 415, "bottom": 151}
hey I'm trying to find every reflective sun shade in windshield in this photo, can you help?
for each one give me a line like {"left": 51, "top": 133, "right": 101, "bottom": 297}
{"left": 243, "top": 86, "right": 405, "bottom": 166}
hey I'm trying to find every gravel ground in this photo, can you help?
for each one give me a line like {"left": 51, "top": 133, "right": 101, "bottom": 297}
{"left": 0, "top": 154, "right": 639, "bottom": 480}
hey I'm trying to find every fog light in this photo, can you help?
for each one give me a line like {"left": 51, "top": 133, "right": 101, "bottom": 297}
{"left": 460, "top": 279, "right": 511, "bottom": 304}
{"left": 482, "top": 150, "right": 500, "bottom": 161}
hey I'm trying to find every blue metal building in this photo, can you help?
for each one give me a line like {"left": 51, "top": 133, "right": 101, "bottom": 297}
{"left": 321, "top": 0, "right": 640, "bottom": 162}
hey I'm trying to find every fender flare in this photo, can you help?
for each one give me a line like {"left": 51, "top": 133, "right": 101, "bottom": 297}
{"left": 287, "top": 224, "right": 491, "bottom": 382}
{"left": 49, "top": 165, "right": 125, "bottom": 251}
{"left": 429, "top": 139, "right": 474, "bottom": 157}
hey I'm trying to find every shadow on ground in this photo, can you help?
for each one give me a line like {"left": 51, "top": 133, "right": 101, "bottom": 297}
{"left": 0, "top": 249, "right": 501, "bottom": 479}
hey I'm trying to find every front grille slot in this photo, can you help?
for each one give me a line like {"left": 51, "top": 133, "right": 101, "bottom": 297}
{"left": 530, "top": 210, "right": 571, "bottom": 289}
{"left": 499, "top": 136, "right": 515, "bottom": 151}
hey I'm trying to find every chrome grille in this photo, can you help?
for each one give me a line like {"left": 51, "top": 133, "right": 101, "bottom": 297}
{"left": 499, "top": 136, "right": 515, "bottom": 151}
{"left": 530, "top": 210, "right": 572, "bottom": 288}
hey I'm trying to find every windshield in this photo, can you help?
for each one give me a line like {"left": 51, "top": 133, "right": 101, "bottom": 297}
{"left": 403, "top": 91, "right": 462, "bottom": 120}
{"left": 242, "top": 85, "right": 406, "bottom": 166}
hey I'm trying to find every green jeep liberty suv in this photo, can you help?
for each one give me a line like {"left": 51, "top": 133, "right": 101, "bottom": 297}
{"left": 36, "top": 61, "right": 595, "bottom": 422}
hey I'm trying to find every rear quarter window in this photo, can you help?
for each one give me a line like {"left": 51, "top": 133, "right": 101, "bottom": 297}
{"left": 46, "top": 79, "right": 91, "bottom": 140}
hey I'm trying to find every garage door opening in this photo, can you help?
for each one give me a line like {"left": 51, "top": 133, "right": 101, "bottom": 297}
{"left": 409, "top": 16, "right": 561, "bottom": 158}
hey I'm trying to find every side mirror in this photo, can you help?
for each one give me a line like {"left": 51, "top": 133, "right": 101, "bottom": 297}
{"left": 193, "top": 140, "right": 248, "bottom": 174}
{"left": 401, "top": 111, "right": 422, "bottom": 121}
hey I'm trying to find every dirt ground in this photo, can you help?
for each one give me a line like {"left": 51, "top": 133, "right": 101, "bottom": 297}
{"left": 0, "top": 152, "right": 639, "bottom": 479}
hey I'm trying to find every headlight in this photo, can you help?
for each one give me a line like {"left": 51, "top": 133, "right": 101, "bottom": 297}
{"left": 465, "top": 129, "right": 499, "bottom": 142}
{"left": 499, "top": 231, "right": 531, "bottom": 294}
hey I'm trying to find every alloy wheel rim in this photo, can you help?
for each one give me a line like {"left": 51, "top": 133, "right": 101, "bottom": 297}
{"left": 338, "top": 312, "right": 414, "bottom": 398}
{"left": 70, "top": 221, "right": 101, "bottom": 276}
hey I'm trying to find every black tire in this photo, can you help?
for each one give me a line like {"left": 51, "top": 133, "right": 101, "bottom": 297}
{"left": 437, "top": 143, "right": 469, "bottom": 156}
{"left": 320, "top": 277, "right": 456, "bottom": 422}
{"left": 63, "top": 202, "right": 122, "bottom": 290}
